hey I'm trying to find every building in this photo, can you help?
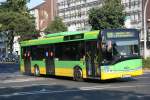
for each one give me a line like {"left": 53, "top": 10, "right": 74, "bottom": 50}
{"left": 122, "top": 0, "right": 149, "bottom": 51}
{"left": 0, "top": 33, "right": 20, "bottom": 56}
{"left": 145, "top": 0, "right": 150, "bottom": 49}
{"left": 57, "top": 0, "right": 103, "bottom": 31}
{"left": 57, "top": 0, "right": 143, "bottom": 31}
{"left": 13, "top": 36, "right": 20, "bottom": 55}
{"left": 57, "top": 0, "right": 143, "bottom": 30}
{"left": 143, "top": 0, "right": 150, "bottom": 56}
{"left": 122, "top": 0, "right": 143, "bottom": 33}
{"left": 30, "top": 0, "right": 57, "bottom": 31}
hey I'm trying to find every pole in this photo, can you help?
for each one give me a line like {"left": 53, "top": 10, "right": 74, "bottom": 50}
{"left": 144, "top": 0, "right": 149, "bottom": 59}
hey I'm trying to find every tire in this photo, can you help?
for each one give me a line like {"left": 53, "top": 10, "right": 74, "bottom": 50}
{"left": 34, "top": 65, "right": 40, "bottom": 76}
{"left": 73, "top": 67, "right": 83, "bottom": 81}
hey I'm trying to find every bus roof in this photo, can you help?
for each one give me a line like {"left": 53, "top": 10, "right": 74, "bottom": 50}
{"left": 46, "top": 31, "right": 88, "bottom": 38}
{"left": 20, "top": 30, "right": 100, "bottom": 47}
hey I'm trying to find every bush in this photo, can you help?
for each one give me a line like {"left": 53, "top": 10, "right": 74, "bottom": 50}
{"left": 143, "top": 57, "right": 150, "bottom": 68}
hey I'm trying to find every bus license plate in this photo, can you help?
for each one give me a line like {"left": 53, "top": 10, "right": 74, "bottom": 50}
{"left": 123, "top": 75, "right": 131, "bottom": 78}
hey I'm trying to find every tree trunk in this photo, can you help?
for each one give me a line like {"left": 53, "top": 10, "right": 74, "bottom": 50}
{"left": 7, "top": 31, "right": 14, "bottom": 54}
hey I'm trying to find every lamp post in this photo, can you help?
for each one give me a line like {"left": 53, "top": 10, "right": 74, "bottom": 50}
{"left": 144, "top": 0, "right": 149, "bottom": 59}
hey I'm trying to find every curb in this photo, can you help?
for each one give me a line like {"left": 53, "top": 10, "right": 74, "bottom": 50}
{"left": 144, "top": 69, "right": 150, "bottom": 73}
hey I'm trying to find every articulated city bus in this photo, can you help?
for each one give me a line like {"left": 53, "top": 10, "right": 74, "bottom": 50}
{"left": 20, "top": 29, "right": 143, "bottom": 80}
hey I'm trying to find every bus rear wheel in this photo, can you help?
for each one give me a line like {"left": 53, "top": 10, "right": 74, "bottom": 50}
{"left": 34, "top": 65, "right": 40, "bottom": 76}
{"left": 73, "top": 67, "right": 83, "bottom": 81}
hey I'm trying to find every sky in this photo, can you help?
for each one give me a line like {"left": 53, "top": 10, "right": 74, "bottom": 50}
{"left": 27, "top": 0, "right": 44, "bottom": 9}
{"left": 0, "top": 0, "right": 44, "bottom": 9}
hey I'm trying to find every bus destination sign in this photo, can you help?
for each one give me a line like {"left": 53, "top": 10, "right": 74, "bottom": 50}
{"left": 107, "top": 32, "right": 135, "bottom": 39}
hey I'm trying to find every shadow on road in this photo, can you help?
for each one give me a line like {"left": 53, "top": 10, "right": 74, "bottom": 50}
{"left": 0, "top": 84, "right": 149, "bottom": 100}
{"left": 42, "top": 74, "right": 137, "bottom": 84}
{"left": 0, "top": 64, "right": 19, "bottom": 74}
{"left": 0, "top": 64, "right": 20, "bottom": 80}
{"left": 0, "top": 63, "right": 137, "bottom": 84}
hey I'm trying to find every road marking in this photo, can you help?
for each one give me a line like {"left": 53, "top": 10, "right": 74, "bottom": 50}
{"left": 79, "top": 84, "right": 149, "bottom": 90}
{"left": 134, "top": 77, "right": 150, "bottom": 79}
{"left": 143, "top": 72, "right": 150, "bottom": 75}
{"left": 0, "top": 84, "right": 149, "bottom": 97}
{"left": 80, "top": 85, "right": 111, "bottom": 90}
{"left": 0, "top": 83, "right": 57, "bottom": 89}
{"left": 1, "top": 78, "right": 46, "bottom": 84}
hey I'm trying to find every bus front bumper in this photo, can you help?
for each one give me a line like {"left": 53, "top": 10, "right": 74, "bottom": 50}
{"left": 101, "top": 68, "right": 143, "bottom": 80}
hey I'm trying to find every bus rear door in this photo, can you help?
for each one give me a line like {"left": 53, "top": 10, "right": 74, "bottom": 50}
{"left": 24, "top": 48, "right": 31, "bottom": 74}
{"left": 45, "top": 45, "right": 55, "bottom": 75}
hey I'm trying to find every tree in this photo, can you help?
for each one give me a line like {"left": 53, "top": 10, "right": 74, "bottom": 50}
{"left": 0, "top": 0, "right": 35, "bottom": 53}
{"left": 88, "top": 0, "right": 125, "bottom": 30}
{"left": 3, "top": 0, "right": 30, "bottom": 12}
{"left": 0, "top": 11, "right": 35, "bottom": 53}
{"left": 45, "top": 16, "right": 67, "bottom": 33}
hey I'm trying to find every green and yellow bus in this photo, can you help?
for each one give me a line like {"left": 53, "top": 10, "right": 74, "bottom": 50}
{"left": 20, "top": 29, "right": 143, "bottom": 80}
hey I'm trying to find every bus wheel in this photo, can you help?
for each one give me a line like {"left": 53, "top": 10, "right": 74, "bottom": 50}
{"left": 34, "top": 65, "right": 40, "bottom": 76}
{"left": 73, "top": 67, "right": 83, "bottom": 81}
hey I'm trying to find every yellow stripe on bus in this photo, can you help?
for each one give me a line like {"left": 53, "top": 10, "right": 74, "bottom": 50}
{"left": 55, "top": 68, "right": 87, "bottom": 78}
{"left": 101, "top": 69, "right": 143, "bottom": 80}
{"left": 20, "top": 66, "right": 25, "bottom": 72}
{"left": 31, "top": 67, "right": 46, "bottom": 75}
{"left": 22, "top": 66, "right": 87, "bottom": 78}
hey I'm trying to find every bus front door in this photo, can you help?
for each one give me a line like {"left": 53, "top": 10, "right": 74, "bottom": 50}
{"left": 45, "top": 46, "right": 55, "bottom": 75}
{"left": 86, "top": 41, "right": 97, "bottom": 77}
{"left": 24, "top": 51, "right": 31, "bottom": 74}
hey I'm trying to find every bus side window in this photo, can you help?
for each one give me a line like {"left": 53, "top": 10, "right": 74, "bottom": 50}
{"left": 55, "top": 41, "right": 85, "bottom": 61}
{"left": 31, "top": 46, "right": 44, "bottom": 60}
{"left": 78, "top": 42, "right": 85, "bottom": 59}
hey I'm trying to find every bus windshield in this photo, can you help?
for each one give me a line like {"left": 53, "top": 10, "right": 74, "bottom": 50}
{"left": 100, "top": 29, "right": 140, "bottom": 63}
{"left": 112, "top": 40, "right": 139, "bottom": 57}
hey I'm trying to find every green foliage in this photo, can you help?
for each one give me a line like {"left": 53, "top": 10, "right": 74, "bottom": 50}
{"left": 143, "top": 58, "right": 150, "bottom": 68}
{"left": 45, "top": 16, "right": 67, "bottom": 33}
{"left": 0, "top": 0, "right": 35, "bottom": 53}
{"left": 0, "top": 11, "right": 35, "bottom": 34}
{"left": 88, "top": 0, "right": 125, "bottom": 30}
{"left": 3, "top": 0, "right": 30, "bottom": 12}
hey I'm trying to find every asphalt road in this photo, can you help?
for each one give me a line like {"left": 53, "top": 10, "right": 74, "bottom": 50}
{"left": 0, "top": 64, "right": 150, "bottom": 100}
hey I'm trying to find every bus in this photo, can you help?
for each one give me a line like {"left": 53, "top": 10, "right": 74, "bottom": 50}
{"left": 20, "top": 29, "right": 143, "bottom": 80}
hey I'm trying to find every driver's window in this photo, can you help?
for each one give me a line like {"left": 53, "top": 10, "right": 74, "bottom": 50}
{"left": 101, "top": 40, "right": 113, "bottom": 61}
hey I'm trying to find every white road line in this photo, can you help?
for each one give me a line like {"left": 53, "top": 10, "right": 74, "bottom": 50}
{"left": 143, "top": 72, "right": 150, "bottom": 74}
{"left": 133, "top": 83, "right": 150, "bottom": 86}
{"left": 134, "top": 77, "right": 150, "bottom": 79}
{"left": 0, "top": 84, "right": 149, "bottom": 97}
{"left": 80, "top": 85, "right": 111, "bottom": 89}
{"left": 0, "top": 83, "right": 57, "bottom": 89}
{"left": 79, "top": 84, "right": 149, "bottom": 91}
{"left": 0, "top": 78, "right": 46, "bottom": 84}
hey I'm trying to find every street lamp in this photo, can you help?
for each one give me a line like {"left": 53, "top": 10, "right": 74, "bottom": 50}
{"left": 143, "top": 0, "right": 149, "bottom": 59}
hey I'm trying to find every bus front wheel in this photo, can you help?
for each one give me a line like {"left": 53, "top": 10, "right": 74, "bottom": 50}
{"left": 34, "top": 65, "right": 40, "bottom": 76}
{"left": 73, "top": 67, "right": 83, "bottom": 81}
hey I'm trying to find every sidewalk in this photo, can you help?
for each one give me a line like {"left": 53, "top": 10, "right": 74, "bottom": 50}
{"left": 144, "top": 68, "right": 150, "bottom": 73}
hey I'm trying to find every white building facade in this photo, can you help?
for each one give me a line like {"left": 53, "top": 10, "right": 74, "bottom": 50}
{"left": 57, "top": 0, "right": 143, "bottom": 32}
{"left": 122, "top": 0, "right": 143, "bottom": 39}
{"left": 13, "top": 36, "right": 20, "bottom": 55}
{"left": 57, "top": 0, "right": 103, "bottom": 31}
